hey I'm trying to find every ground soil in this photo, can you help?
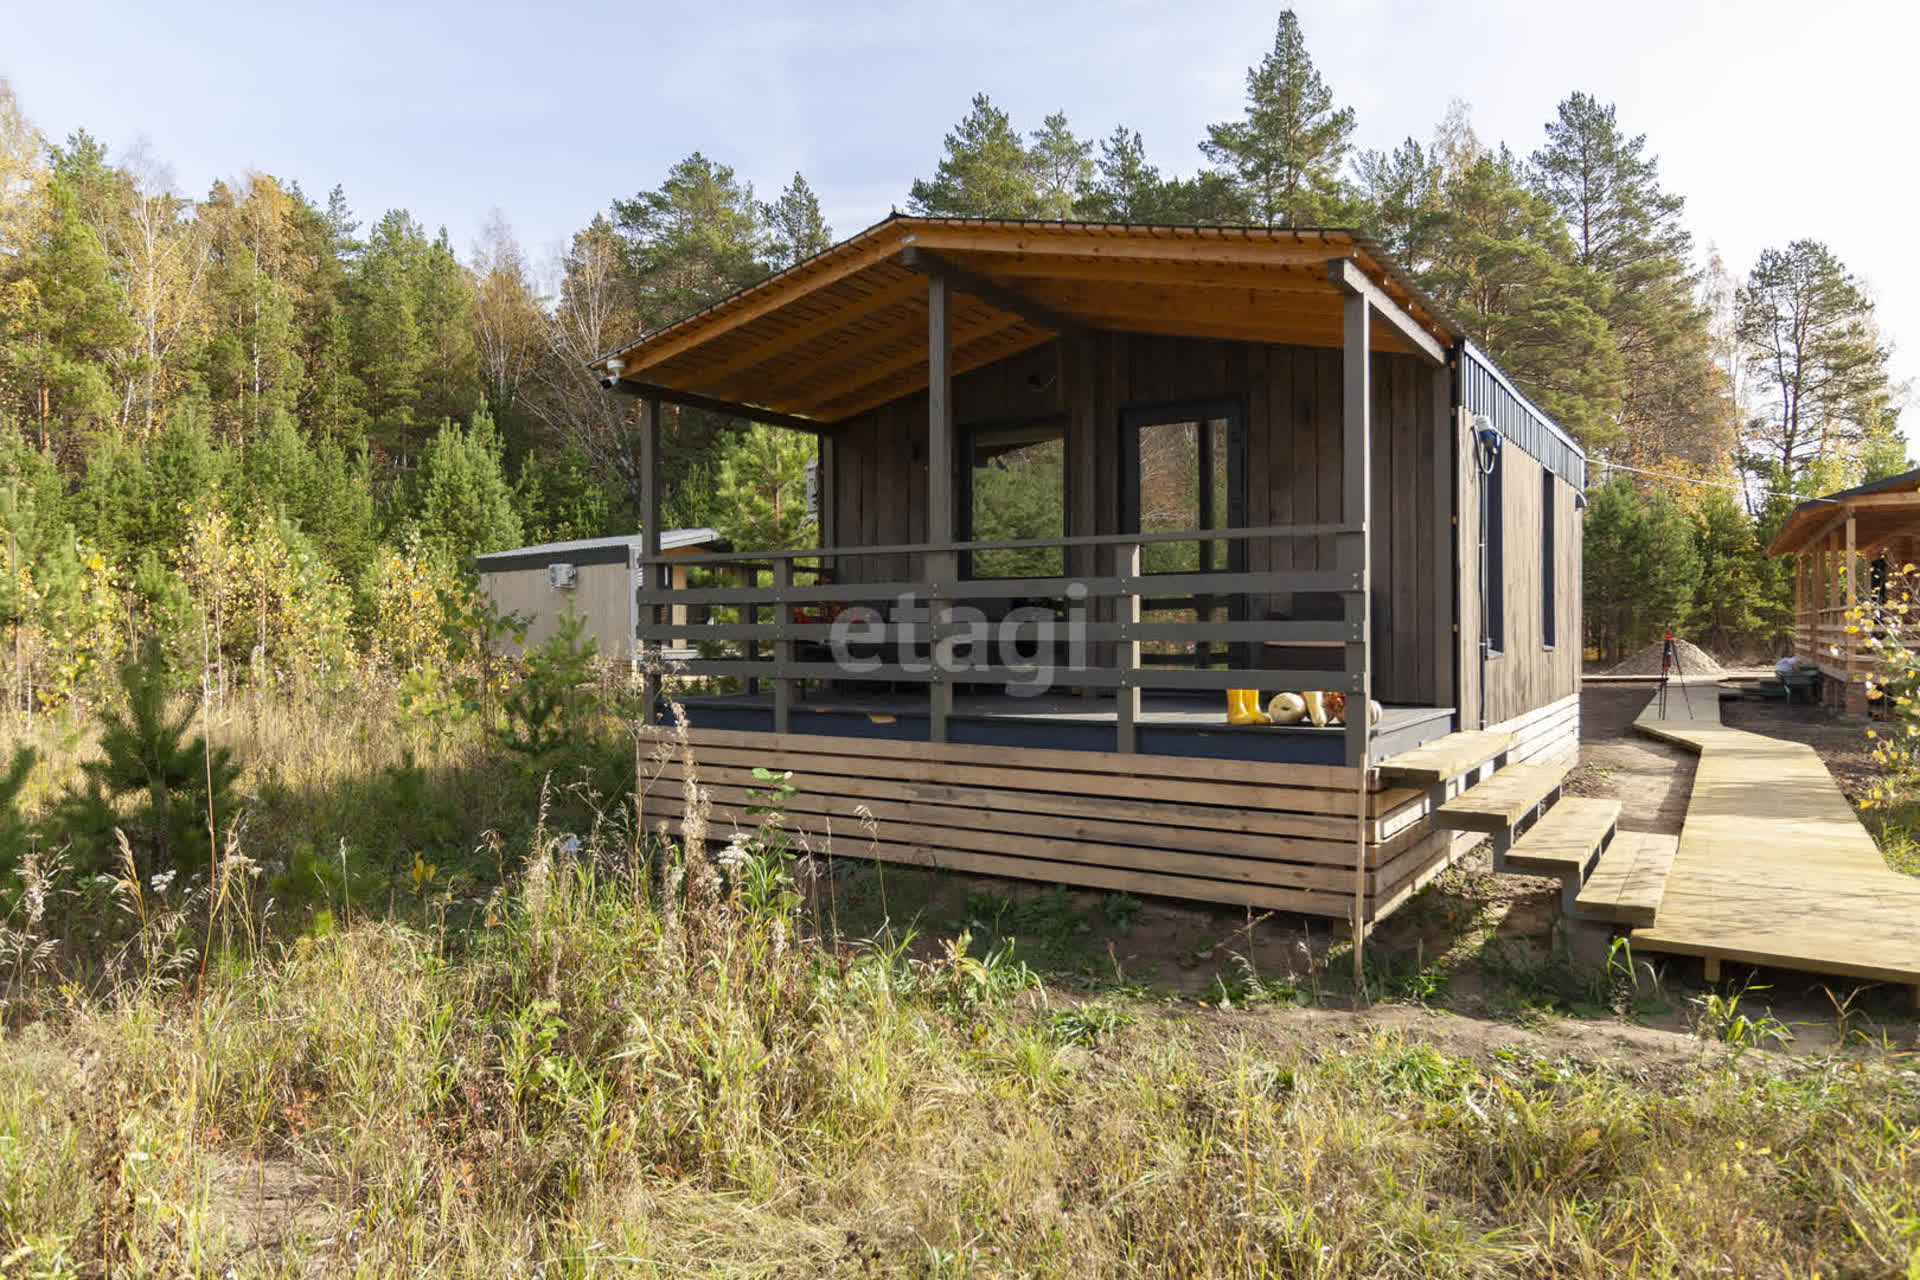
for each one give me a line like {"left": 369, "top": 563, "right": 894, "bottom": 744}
{"left": 818, "top": 680, "right": 1919, "bottom": 1062}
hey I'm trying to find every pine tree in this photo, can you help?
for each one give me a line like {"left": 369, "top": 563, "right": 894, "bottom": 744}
{"left": 0, "top": 743, "right": 31, "bottom": 874}
{"left": 1028, "top": 112, "right": 1093, "bottom": 219}
{"left": 1422, "top": 147, "right": 1624, "bottom": 449}
{"left": 1352, "top": 138, "right": 1441, "bottom": 271}
{"left": 55, "top": 635, "right": 239, "bottom": 879}
{"left": 414, "top": 226, "right": 480, "bottom": 431}
{"left": 764, "top": 173, "right": 833, "bottom": 270}
{"left": 1530, "top": 94, "right": 1729, "bottom": 466}
{"left": 612, "top": 154, "right": 769, "bottom": 330}
{"left": 193, "top": 175, "right": 309, "bottom": 443}
{"left": 669, "top": 424, "right": 815, "bottom": 551}
{"left": 1200, "top": 11, "right": 1355, "bottom": 226}
{"left": 5, "top": 169, "right": 135, "bottom": 450}
{"left": 907, "top": 94, "right": 1044, "bottom": 219}
{"left": 1076, "top": 127, "right": 1167, "bottom": 221}
{"left": 353, "top": 209, "right": 429, "bottom": 463}
{"left": 300, "top": 185, "right": 368, "bottom": 446}
{"left": 514, "top": 444, "right": 612, "bottom": 545}
{"left": 1582, "top": 477, "right": 1700, "bottom": 662}
{"left": 1688, "top": 488, "right": 1778, "bottom": 656}
{"left": 412, "top": 408, "right": 523, "bottom": 560}
{"left": 1736, "top": 239, "right": 1895, "bottom": 486}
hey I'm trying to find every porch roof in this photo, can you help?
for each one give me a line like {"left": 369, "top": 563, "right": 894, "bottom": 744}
{"left": 1766, "top": 467, "right": 1920, "bottom": 557}
{"left": 592, "top": 215, "right": 1463, "bottom": 432}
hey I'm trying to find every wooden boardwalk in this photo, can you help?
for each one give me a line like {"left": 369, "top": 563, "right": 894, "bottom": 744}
{"left": 1632, "top": 679, "right": 1920, "bottom": 997}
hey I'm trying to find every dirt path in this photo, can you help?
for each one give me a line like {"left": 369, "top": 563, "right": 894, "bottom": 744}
{"left": 1565, "top": 683, "right": 1695, "bottom": 836}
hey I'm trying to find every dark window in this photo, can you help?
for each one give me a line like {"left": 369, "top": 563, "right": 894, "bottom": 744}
{"left": 1542, "top": 470, "right": 1557, "bottom": 649}
{"left": 960, "top": 418, "right": 1066, "bottom": 579}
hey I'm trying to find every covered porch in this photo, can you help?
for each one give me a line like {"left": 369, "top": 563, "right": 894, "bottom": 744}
{"left": 1768, "top": 467, "right": 1920, "bottom": 715}
{"left": 606, "top": 217, "right": 1467, "bottom": 770}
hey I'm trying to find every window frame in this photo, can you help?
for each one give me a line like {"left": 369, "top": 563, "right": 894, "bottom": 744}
{"left": 956, "top": 413, "right": 1071, "bottom": 581}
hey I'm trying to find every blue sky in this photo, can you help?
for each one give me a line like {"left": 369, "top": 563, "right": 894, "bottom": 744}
{"left": 4, "top": 0, "right": 1917, "bottom": 413}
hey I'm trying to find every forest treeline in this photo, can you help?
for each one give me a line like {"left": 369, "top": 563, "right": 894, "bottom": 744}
{"left": 0, "top": 10, "right": 1908, "bottom": 711}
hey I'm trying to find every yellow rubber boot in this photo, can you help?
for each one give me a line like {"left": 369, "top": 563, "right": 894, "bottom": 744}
{"left": 1227, "top": 688, "right": 1271, "bottom": 725}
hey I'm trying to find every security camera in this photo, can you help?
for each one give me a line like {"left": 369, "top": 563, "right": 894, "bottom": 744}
{"left": 600, "top": 357, "right": 625, "bottom": 390}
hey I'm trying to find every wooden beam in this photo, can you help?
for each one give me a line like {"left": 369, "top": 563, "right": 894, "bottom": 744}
{"left": 908, "top": 224, "right": 1359, "bottom": 267}
{"left": 1022, "top": 281, "right": 1364, "bottom": 325}
{"left": 706, "top": 272, "right": 929, "bottom": 396}
{"left": 1090, "top": 310, "right": 1415, "bottom": 355}
{"left": 611, "top": 377, "right": 826, "bottom": 434}
{"left": 767, "top": 306, "right": 1024, "bottom": 413}
{"left": 609, "top": 235, "right": 901, "bottom": 375}
{"left": 900, "top": 245, "right": 1089, "bottom": 338}
{"left": 812, "top": 328, "right": 1055, "bottom": 423}
{"left": 956, "top": 252, "right": 1343, "bottom": 292}
{"left": 1328, "top": 258, "right": 1446, "bottom": 364}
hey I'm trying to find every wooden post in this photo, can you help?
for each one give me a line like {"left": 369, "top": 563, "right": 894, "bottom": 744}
{"left": 1338, "top": 286, "right": 1374, "bottom": 991}
{"left": 638, "top": 398, "right": 662, "bottom": 725}
{"left": 1068, "top": 336, "right": 1099, "bottom": 702}
{"left": 737, "top": 563, "right": 760, "bottom": 697}
{"left": 1429, "top": 360, "right": 1454, "bottom": 705}
{"left": 1845, "top": 512, "right": 1858, "bottom": 687}
{"left": 1116, "top": 541, "right": 1141, "bottom": 753}
{"left": 1792, "top": 552, "right": 1798, "bottom": 652}
{"left": 927, "top": 273, "right": 956, "bottom": 742}
{"left": 772, "top": 559, "right": 793, "bottom": 734}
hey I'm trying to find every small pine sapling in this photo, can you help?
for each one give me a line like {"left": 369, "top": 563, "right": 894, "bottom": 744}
{"left": 54, "top": 637, "right": 239, "bottom": 881}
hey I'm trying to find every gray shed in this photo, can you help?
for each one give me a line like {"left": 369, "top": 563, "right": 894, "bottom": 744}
{"left": 475, "top": 528, "right": 724, "bottom": 661}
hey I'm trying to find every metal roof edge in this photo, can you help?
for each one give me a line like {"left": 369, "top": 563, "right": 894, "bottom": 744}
{"left": 1459, "top": 339, "right": 1586, "bottom": 463}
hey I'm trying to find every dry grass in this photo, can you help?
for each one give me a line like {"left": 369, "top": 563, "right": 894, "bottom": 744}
{"left": 0, "top": 696, "right": 1917, "bottom": 1276}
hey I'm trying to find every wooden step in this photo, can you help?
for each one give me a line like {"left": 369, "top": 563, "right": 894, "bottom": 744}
{"left": 1575, "top": 831, "right": 1679, "bottom": 926}
{"left": 1377, "top": 730, "right": 1514, "bottom": 786}
{"left": 1432, "top": 763, "right": 1566, "bottom": 834}
{"left": 1504, "top": 796, "right": 1620, "bottom": 877}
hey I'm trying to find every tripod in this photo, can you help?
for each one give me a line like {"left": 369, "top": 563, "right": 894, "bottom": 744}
{"left": 1656, "top": 626, "right": 1694, "bottom": 720}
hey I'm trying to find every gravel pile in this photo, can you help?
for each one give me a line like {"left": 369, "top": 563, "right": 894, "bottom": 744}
{"left": 1605, "top": 638, "right": 1727, "bottom": 679}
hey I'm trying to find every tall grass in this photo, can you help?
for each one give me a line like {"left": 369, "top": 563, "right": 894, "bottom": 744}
{"left": 0, "top": 693, "right": 1917, "bottom": 1275}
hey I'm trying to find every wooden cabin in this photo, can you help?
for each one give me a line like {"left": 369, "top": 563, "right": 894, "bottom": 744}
{"left": 1767, "top": 467, "right": 1920, "bottom": 714}
{"left": 597, "top": 217, "right": 1586, "bottom": 928}
{"left": 476, "top": 528, "right": 724, "bottom": 661}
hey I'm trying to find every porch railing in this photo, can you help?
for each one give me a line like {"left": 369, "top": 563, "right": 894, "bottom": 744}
{"left": 634, "top": 522, "right": 1372, "bottom": 763}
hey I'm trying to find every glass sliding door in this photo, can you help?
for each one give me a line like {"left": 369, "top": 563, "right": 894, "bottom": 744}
{"left": 1120, "top": 401, "right": 1246, "bottom": 668}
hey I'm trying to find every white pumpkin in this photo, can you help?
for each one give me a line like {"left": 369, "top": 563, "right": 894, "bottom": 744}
{"left": 1267, "top": 692, "right": 1308, "bottom": 725}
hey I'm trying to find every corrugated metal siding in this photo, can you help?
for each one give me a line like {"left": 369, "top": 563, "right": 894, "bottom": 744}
{"left": 1459, "top": 341, "right": 1585, "bottom": 489}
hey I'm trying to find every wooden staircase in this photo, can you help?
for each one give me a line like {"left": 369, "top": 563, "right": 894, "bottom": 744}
{"left": 1382, "top": 737, "right": 1677, "bottom": 928}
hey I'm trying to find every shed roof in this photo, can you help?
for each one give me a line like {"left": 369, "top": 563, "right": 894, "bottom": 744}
{"left": 474, "top": 528, "right": 724, "bottom": 568}
{"left": 1766, "top": 468, "right": 1920, "bottom": 557}
{"left": 592, "top": 215, "right": 1462, "bottom": 429}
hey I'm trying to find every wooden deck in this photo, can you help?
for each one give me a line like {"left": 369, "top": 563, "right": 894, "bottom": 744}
{"left": 1631, "top": 679, "right": 1920, "bottom": 995}
{"left": 670, "top": 690, "right": 1456, "bottom": 766}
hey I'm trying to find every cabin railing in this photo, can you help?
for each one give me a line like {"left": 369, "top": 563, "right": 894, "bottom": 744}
{"left": 635, "top": 521, "right": 1371, "bottom": 762}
